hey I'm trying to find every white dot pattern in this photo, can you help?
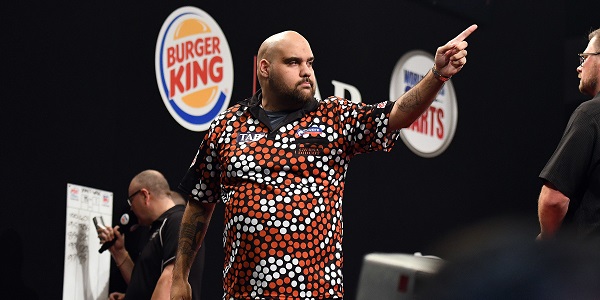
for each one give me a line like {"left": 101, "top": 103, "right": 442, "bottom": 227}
{"left": 180, "top": 96, "right": 400, "bottom": 299}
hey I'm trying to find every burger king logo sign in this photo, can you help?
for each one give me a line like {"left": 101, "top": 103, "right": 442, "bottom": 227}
{"left": 155, "top": 7, "right": 233, "bottom": 132}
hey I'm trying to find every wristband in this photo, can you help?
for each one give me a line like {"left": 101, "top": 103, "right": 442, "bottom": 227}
{"left": 431, "top": 65, "right": 451, "bottom": 82}
{"left": 117, "top": 252, "right": 129, "bottom": 267}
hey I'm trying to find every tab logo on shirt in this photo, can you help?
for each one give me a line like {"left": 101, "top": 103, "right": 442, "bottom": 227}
{"left": 237, "top": 132, "right": 267, "bottom": 143}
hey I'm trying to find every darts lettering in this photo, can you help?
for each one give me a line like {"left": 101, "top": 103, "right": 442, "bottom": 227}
{"left": 408, "top": 106, "right": 444, "bottom": 139}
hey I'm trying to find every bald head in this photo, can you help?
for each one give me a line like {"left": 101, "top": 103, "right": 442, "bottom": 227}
{"left": 257, "top": 31, "right": 309, "bottom": 64}
{"left": 254, "top": 30, "right": 316, "bottom": 110}
{"left": 130, "top": 169, "right": 170, "bottom": 198}
{"left": 256, "top": 31, "right": 314, "bottom": 84}
{"left": 128, "top": 170, "right": 174, "bottom": 226}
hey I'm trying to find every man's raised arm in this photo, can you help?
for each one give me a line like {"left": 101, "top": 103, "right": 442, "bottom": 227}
{"left": 389, "top": 24, "right": 477, "bottom": 131}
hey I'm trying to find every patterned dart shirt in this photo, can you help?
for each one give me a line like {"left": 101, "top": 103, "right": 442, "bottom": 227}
{"left": 180, "top": 91, "right": 400, "bottom": 300}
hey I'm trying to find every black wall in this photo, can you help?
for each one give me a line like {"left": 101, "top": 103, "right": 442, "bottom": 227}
{"left": 3, "top": 1, "right": 598, "bottom": 299}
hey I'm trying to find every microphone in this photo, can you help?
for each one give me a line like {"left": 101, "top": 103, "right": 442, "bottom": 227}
{"left": 98, "top": 212, "right": 139, "bottom": 253}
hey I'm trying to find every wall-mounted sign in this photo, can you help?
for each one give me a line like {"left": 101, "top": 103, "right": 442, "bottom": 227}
{"left": 389, "top": 50, "right": 458, "bottom": 158}
{"left": 155, "top": 6, "right": 234, "bottom": 132}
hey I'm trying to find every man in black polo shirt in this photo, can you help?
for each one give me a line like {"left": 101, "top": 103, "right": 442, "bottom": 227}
{"left": 538, "top": 28, "right": 600, "bottom": 241}
{"left": 97, "top": 170, "right": 205, "bottom": 300}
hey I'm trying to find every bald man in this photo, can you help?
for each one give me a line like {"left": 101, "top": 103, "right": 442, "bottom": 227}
{"left": 97, "top": 170, "right": 204, "bottom": 300}
{"left": 172, "top": 27, "right": 476, "bottom": 300}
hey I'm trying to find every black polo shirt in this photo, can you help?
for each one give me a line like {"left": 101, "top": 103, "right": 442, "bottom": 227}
{"left": 540, "top": 93, "right": 600, "bottom": 238}
{"left": 124, "top": 205, "right": 205, "bottom": 300}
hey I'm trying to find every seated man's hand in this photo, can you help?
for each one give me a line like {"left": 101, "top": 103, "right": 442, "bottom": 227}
{"left": 108, "top": 291, "right": 125, "bottom": 300}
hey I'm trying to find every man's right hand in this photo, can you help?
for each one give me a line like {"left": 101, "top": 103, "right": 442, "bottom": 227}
{"left": 97, "top": 225, "right": 125, "bottom": 252}
{"left": 108, "top": 291, "right": 125, "bottom": 300}
{"left": 170, "top": 279, "right": 192, "bottom": 300}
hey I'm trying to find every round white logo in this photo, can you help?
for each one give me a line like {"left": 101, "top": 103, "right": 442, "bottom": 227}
{"left": 120, "top": 213, "right": 130, "bottom": 225}
{"left": 155, "top": 6, "right": 234, "bottom": 132}
{"left": 389, "top": 50, "right": 458, "bottom": 158}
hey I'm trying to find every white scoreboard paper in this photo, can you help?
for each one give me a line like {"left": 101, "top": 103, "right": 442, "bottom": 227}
{"left": 63, "top": 183, "right": 113, "bottom": 300}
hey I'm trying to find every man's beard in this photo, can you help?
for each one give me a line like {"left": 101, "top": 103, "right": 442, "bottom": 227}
{"left": 580, "top": 74, "right": 598, "bottom": 96}
{"left": 269, "top": 74, "right": 315, "bottom": 107}
{"left": 580, "top": 61, "right": 599, "bottom": 96}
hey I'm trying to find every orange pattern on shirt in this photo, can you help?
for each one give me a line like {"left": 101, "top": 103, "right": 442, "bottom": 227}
{"left": 180, "top": 95, "right": 399, "bottom": 300}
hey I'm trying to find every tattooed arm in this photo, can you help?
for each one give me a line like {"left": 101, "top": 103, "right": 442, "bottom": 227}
{"left": 170, "top": 200, "right": 216, "bottom": 300}
{"left": 388, "top": 24, "right": 477, "bottom": 131}
{"left": 389, "top": 70, "right": 446, "bottom": 131}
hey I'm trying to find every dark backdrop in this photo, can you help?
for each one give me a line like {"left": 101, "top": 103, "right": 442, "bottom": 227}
{"left": 2, "top": 1, "right": 599, "bottom": 299}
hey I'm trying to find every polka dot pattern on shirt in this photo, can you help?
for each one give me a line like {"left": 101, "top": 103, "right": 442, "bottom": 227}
{"left": 182, "top": 96, "right": 399, "bottom": 300}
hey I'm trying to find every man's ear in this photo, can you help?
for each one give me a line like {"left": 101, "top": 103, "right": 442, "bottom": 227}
{"left": 258, "top": 59, "right": 270, "bottom": 78}
{"left": 141, "top": 188, "right": 151, "bottom": 205}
